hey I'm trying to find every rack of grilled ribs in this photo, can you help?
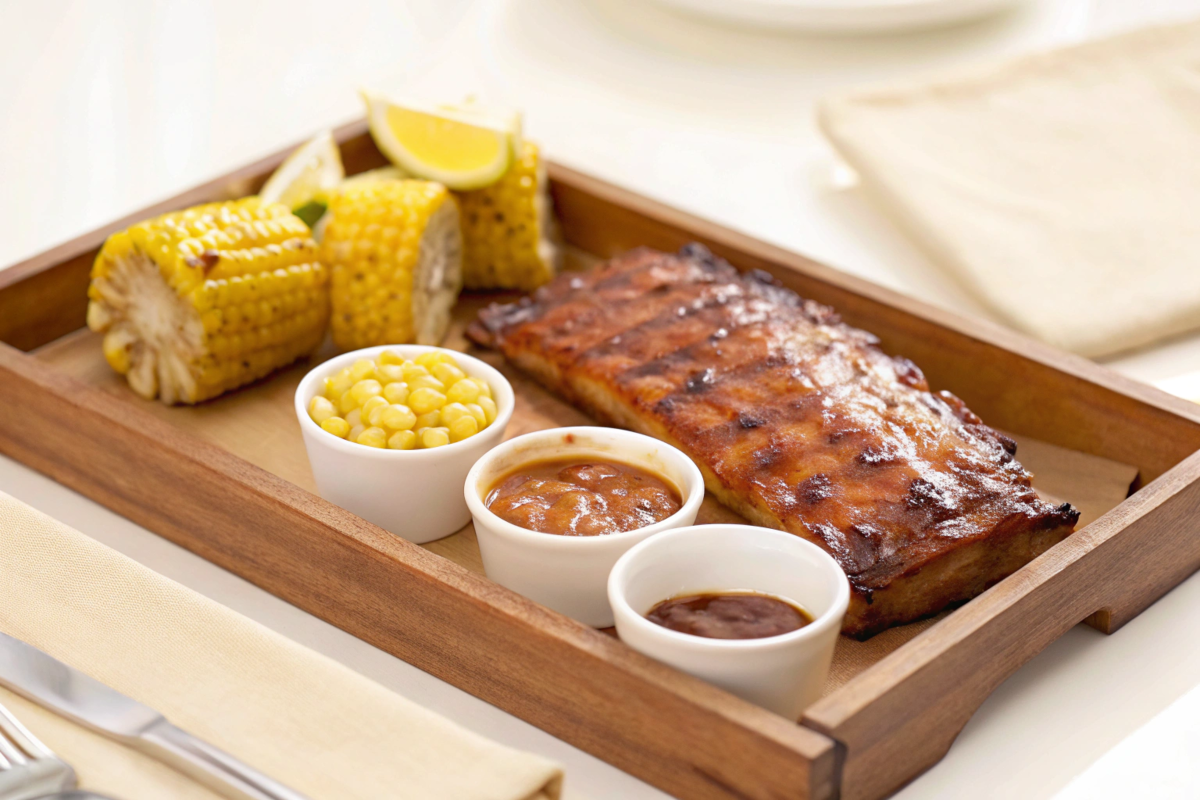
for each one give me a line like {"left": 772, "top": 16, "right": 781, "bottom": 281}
{"left": 468, "top": 244, "right": 1079, "bottom": 637}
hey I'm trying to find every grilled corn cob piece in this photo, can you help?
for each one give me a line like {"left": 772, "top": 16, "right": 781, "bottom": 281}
{"left": 86, "top": 197, "right": 330, "bottom": 404}
{"left": 457, "top": 141, "right": 560, "bottom": 292}
{"left": 322, "top": 179, "right": 463, "bottom": 349}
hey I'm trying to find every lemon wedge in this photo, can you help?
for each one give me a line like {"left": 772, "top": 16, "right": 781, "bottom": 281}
{"left": 260, "top": 130, "right": 345, "bottom": 211}
{"left": 362, "top": 91, "right": 519, "bottom": 191}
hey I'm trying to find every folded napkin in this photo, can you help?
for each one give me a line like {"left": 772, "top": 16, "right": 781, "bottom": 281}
{"left": 0, "top": 491, "right": 562, "bottom": 800}
{"left": 819, "top": 20, "right": 1200, "bottom": 358}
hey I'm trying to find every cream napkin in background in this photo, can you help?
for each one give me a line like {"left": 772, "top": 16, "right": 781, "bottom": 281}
{"left": 0, "top": 491, "right": 562, "bottom": 800}
{"left": 819, "top": 19, "right": 1200, "bottom": 359}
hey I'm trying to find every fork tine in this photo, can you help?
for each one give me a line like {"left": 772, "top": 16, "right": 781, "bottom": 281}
{"left": 0, "top": 701, "right": 51, "bottom": 762}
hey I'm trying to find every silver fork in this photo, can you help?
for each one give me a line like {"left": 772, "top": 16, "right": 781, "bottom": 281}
{"left": 0, "top": 700, "right": 75, "bottom": 800}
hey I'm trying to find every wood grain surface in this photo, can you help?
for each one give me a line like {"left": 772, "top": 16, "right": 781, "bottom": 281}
{"left": 3, "top": 122, "right": 1200, "bottom": 800}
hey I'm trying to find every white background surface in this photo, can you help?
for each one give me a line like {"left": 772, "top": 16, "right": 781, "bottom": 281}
{"left": 2, "top": 0, "right": 1200, "bottom": 797}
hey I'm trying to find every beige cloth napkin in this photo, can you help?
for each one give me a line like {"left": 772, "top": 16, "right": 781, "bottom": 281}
{"left": 819, "top": 20, "right": 1200, "bottom": 358}
{"left": 0, "top": 491, "right": 562, "bottom": 800}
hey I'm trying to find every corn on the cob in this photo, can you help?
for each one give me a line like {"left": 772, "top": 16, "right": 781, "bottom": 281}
{"left": 86, "top": 197, "right": 330, "bottom": 404}
{"left": 457, "top": 141, "right": 560, "bottom": 292}
{"left": 322, "top": 180, "right": 463, "bottom": 350}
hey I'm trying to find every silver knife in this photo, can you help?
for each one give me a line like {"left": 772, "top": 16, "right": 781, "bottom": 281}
{"left": 0, "top": 633, "right": 311, "bottom": 800}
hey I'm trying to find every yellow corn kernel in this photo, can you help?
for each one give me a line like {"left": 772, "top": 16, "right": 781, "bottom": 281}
{"left": 470, "top": 377, "right": 492, "bottom": 398}
{"left": 421, "top": 427, "right": 450, "bottom": 448}
{"left": 324, "top": 371, "right": 350, "bottom": 398}
{"left": 439, "top": 402, "right": 471, "bottom": 426}
{"left": 414, "top": 411, "right": 441, "bottom": 430}
{"left": 379, "top": 404, "right": 417, "bottom": 431}
{"left": 377, "top": 364, "right": 406, "bottom": 384}
{"left": 344, "top": 408, "right": 363, "bottom": 429}
{"left": 448, "top": 415, "right": 479, "bottom": 442}
{"left": 431, "top": 363, "right": 466, "bottom": 386}
{"left": 308, "top": 395, "right": 336, "bottom": 424}
{"left": 337, "top": 390, "right": 360, "bottom": 414}
{"left": 361, "top": 395, "right": 389, "bottom": 422}
{"left": 383, "top": 382, "right": 410, "bottom": 405}
{"left": 409, "top": 387, "right": 446, "bottom": 415}
{"left": 408, "top": 375, "right": 446, "bottom": 392}
{"left": 357, "top": 427, "right": 388, "bottom": 448}
{"left": 415, "top": 351, "right": 455, "bottom": 368}
{"left": 321, "top": 417, "right": 350, "bottom": 438}
{"left": 400, "top": 364, "right": 430, "bottom": 382}
{"left": 464, "top": 403, "right": 487, "bottom": 428}
{"left": 348, "top": 424, "right": 365, "bottom": 441}
{"left": 379, "top": 350, "right": 406, "bottom": 366}
{"left": 477, "top": 396, "right": 498, "bottom": 424}
{"left": 388, "top": 430, "right": 417, "bottom": 450}
{"left": 325, "top": 370, "right": 354, "bottom": 400}
{"left": 445, "top": 379, "right": 480, "bottom": 405}
{"left": 349, "top": 379, "right": 382, "bottom": 405}
{"left": 349, "top": 359, "right": 377, "bottom": 382}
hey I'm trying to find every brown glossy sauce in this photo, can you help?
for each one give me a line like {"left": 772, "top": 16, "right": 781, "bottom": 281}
{"left": 646, "top": 592, "right": 813, "bottom": 640}
{"left": 485, "top": 458, "right": 682, "bottom": 536}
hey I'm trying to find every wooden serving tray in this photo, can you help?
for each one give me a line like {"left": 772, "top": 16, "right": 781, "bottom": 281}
{"left": 3, "top": 121, "right": 1200, "bottom": 800}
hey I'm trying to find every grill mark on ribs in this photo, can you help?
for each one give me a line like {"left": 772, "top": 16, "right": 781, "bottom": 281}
{"left": 472, "top": 244, "right": 1080, "bottom": 636}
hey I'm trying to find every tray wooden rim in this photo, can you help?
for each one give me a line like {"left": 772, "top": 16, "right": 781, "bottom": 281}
{"left": 4, "top": 119, "right": 1200, "bottom": 800}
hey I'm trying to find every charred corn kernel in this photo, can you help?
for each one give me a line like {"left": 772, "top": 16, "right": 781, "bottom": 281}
{"left": 388, "top": 430, "right": 418, "bottom": 450}
{"left": 415, "top": 351, "right": 455, "bottom": 368}
{"left": 321, "top": 417, "right": 350, "bottom": 438}
{"left": 383, "top": 382, "right": 410, "bottom": 405}
{"left": 322, "top": 179, "right": 463, "bottom": 349}
{"left": 414, "top": 411, "right": 441, "bottom": 430}
{"left": 379, "top": 404, "right": 417, "bottom": 431}
{"left": 357, "top": 427, "right": 388, "bottom": 448}
{"left": 469, "top": 377, "right": 491, "bottom": 398}
{"left": 338, "top": 390, "right": 360, "bottom": 414}
{"left": 325, "top": 370, "right": 353, "bottom": 399}
{"left": 377, "top": 364, "right": 405, "bottom": 384}
{"left": 465, "top": 403, "right": 487, "bottom": 427}
{"left": 421, "top": 427, "right": 450, "bottom": 448}
{"left": 317, "top": 351, "right": 496, "bottom": 447}
{"left": 349, "top": 359, "right": 377, "bottom": 382}
{"left": 361, "top": 396, "right": 389, "bottom": 422}
{"left": 308, "top": 395, "right": 336, "bottom": 424}
{"left": 446, "top": 379, "right": 480, "bottom": 405}
{"left": 456, "top": 142, "right": 559, "bottom": 292}
{"left": 379, "top": 350, "right": 406, "bottom": 366}
{"left": 349, "top": 379, "right": 382, "bottom": 404}
{"left": 448, "top": 415, "right": 478, "bottom": 442}
{"left": 409, "top": 387, "right": 446, "bottom": 414}
{"left": 408, "top": 375, "right": 445, "bottom": 392}
{"left": 439, "top": 402, "right": 470, "bottom": 426}
{"left": 430, "top": 363, "right": 466, "bottom": 385}
{"left": 87, "top": 197, "right": 330, "bottom": 404}
{"left": 478, "top": 396, "right": 497, "bottom": 424}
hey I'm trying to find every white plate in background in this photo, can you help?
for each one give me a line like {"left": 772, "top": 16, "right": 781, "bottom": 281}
{"left": 648, "top": 0, "right": 1025, "bottom": 33}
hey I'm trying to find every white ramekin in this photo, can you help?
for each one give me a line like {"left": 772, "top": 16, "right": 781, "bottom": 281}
{"left": 464, "top": 426, "right": 705, "bottom": 627}
{"left": 608, "top": 524, "right": 849, "bottom": 719}
{"left": 295, "top": 345, "right": 514, "bottom": 544}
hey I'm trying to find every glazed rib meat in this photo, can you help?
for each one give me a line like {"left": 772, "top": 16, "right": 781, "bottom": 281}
{"left": 470, "top": 244, "right": 1079, "bottom": 637}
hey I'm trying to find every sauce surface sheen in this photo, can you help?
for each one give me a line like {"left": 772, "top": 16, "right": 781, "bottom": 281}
{"left": 646, "top": 591, "right": 813, "bottom": 640}
{"left": 485, "top": 457, "right": 682, "bottom": 536}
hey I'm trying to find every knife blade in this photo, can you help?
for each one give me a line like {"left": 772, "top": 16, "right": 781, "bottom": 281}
{"left": 0, "top": 633, "right": 311, "bottom": 800}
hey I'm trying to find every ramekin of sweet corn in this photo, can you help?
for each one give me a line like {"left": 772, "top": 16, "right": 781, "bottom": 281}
{"left": 294, "top": 345, "right": 513, "bottom": 543}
